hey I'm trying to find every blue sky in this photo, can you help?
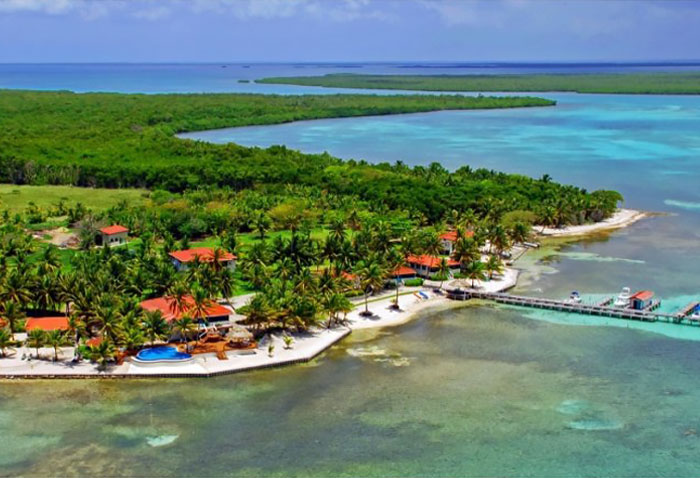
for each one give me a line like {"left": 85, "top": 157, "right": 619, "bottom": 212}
{"left": 1, "top": 0, "right": 699, "bottom": 62}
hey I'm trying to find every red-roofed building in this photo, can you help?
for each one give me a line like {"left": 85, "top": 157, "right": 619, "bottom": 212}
{"left": 392, "top": 266, "right": 417, "bottom": 280}
{"left": 140, "top": 295, "right": 232, "bottom": 323}
{"left": 99, "top": 224, "right": 129, "bottom": 247}
{"left": 340, "top": 271, "right": 360, "bottom": 289}
{"left": 25, "top": 316, "right": 69, "bottom": 332}
{"left": 407, "top": 255, "right": 460, "bottom": 279}
{"left": 630, "top": 290, "right": 655, "bottom": 310}
{"left": 169, "top": 247, "right": 237, "bottom": 272}
{"left": 439, "top": 230, "right": 474, "bottom": 255}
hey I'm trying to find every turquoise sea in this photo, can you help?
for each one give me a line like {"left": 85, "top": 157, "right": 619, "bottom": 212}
{"left": 2, "top": 65, "right": 700, "bottom": 476}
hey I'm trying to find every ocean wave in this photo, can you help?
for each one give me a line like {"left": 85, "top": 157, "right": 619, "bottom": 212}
{"left": 664, "top": 199, "right": 700, "bottom": 211}
{"left": 557, "top": 252, "right": 645, "bottom": 264}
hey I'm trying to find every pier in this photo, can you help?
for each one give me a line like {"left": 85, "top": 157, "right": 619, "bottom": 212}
{"left": 447, "top": 290, "right": 699, "bottom": 326}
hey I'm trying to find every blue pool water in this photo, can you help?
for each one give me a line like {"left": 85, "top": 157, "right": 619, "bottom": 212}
{"left": 135, "top": 346, "right": 191, "bottom": 362}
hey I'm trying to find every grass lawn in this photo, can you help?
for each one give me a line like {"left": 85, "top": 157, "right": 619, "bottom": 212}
{"left": 0, "top": 185, "right": 148, "bottom": 213}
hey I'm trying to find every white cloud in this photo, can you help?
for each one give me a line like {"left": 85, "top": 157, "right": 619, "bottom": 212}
{"left": 0, "top": 0, "right": 115, "bottom": 19}
{"left": 0, "top": 0, "right": 78, "bottom": 14}
{"left": 133, "top": 4, "right": 171, "bottom": 20}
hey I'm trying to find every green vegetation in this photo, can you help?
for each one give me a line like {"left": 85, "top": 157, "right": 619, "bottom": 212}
{"left": 257, "top": 72, "right": 700, "bottom": 94}
{"left": 0, "top": 89, "right": 626, "bottom": 369}
{"left": 0, "top": 89, "right": 621, "bottom": 226}
{"left": 0, "top": 185, "right": 147, "bottom": 213}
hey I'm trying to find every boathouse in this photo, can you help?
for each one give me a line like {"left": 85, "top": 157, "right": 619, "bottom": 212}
{"left": 99, "top": 225, "right": 128, "bottom": 247}
{"left": 169, "top": 247, "right": 236, "bottom": 272}
{"left": 630, "top": 290, "right": 654, "bottom": 310}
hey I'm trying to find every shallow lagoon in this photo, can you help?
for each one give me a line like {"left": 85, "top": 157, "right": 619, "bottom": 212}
{"left": 4, "top": 306, "right": 700, "bottom": 476}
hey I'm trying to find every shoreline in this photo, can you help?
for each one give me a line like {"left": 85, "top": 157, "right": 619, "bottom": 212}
{"left": 0, "top": 210, "right": 644, "bottom": 380}
{"left": 535, "top": 208, "right": 648, "bottom": 237}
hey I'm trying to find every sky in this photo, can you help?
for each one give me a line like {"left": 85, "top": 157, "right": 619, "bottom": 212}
{"left": 0, "top": 0, "right": 699, "bottom": 63}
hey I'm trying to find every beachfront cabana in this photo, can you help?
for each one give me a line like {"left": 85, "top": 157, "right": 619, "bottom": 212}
{"left": 630, "top": 290, "right": 654, "bottom": 310}
{"left": 407, "top": 255, "right": 460, "bottom": 279}
{"left": 140, "top": 296, "right": 232, "bottom": 323}
{"left": 169, "top": 247, "right": 237, "bottom": 272}
{"left": 98, "top": 225, "right": 128, "bottom": 247}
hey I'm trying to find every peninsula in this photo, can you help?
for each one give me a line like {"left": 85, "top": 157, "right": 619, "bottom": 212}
{"left": 256, "top": 72, "right": 700, "bottom": 95}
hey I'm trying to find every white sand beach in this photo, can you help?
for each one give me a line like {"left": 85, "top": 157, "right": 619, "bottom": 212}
{"left": 536, "top": 208, "right": 647, "bottom": 237}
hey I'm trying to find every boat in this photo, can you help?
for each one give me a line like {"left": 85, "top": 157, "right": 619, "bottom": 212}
{"left": 691, "top": 305, "right": 700, "bottom": 321}
{"left": 567, "top": 291, "right": 582, "bottom": 304}
{"left": 613, "top": 287, "right": 632, "bottom": 308}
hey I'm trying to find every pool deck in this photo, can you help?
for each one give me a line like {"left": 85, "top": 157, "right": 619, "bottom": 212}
{"left": 0, "top": 327, "right": 351, "bottom": 379}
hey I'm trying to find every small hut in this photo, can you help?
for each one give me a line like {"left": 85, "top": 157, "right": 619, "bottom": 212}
{"left": 226, "top": 324, "right": 255, "bottom": 348}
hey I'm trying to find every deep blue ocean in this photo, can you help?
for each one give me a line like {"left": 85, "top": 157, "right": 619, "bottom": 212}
{"left": 2, "top": 61, "right": 700, "bottom": 93}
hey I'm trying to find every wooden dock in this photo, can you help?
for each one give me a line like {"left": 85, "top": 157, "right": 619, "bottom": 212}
{"left": 447, "top": 290, "right": 699, "bottom": 326}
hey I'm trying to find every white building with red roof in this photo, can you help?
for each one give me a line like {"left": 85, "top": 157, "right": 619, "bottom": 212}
{"left": 169, "top": 247, "right": 237, "bottom": 272}
{"left": 140, "top": 295, "right": 232, "bottom": 323}
{"left": 439, "top": 230, "right": 474, "bottom": 255}
{"left": 99, "top": 224, "right": 129, "bottom": 247}
{"left": 406, "top": 255, "right": 460, "bottom": 279}
{"left": 25, "top": 316, "right": 69, "bottom": 332}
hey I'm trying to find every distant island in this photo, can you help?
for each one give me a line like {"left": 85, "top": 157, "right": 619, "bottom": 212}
{"left": 256, "top": 72, "right": 700, "bottom": 94}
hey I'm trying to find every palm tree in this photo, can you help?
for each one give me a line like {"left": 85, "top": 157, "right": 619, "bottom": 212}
{"left": 385, "top": 249, "right": 406, "bottom": 309}
{"left": 437, "top": 258, "right": 450, "bottom": 291}
{"left": 357, "top": 260, "right": 386, "bottom": 316}
{"left": 190, "top": 286, "right": 211, "bottom": 323}
{"left": 485, "top": 255, "right": 504, "bottom": 280}
{"left": 88, "top": 340, "right": 116, "bottom": 371}
{"left": 172, "top": 315, "right": 197, "bottom": 352}
{"left": 142, "top": 310, "right": 170, "bottom": 346}
{"left": 26, "top": 328, "right": 45, "bottom": 358}
{"left": 464, "top": 261, "right": 487, "bottom": 288}
{"left": 0, "top": 329, "right": 15, "bottom": 357}
{"left": 509, "top": 221, "right": 531, "bottom": 246}
{"left": 245, "top": 294, "right": 273, "bottom": 331}
{"left": 254, "top": 212, "right": 271, "bottom": 240}
{"left": 0, "top": 301, "right": 25, "bottom": 333}
{"left": 452, "top": 236, "right": 480, "bottom": 272}
{"left": 1, "top": 271, "right": 33, "bottom": 310}
{"left": 45, "top": 329, "right": 68, "bottom": 361}
{"left": 120, "top": 326, "right": 145, "bottom": 353}
{"left": 94, "top": 305, "right": 123, "bottom": 345}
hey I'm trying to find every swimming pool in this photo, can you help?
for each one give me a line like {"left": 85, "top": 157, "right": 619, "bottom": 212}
{"left": 133, "top": 346, "right": 193, "bottom": 364}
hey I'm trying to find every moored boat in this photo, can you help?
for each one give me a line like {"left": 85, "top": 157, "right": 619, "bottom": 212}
{"left": 614, "top": 287, "right": 631, "bottom": 308}
{"left": 568, "top": 291, "right": 582, "bottom": 304}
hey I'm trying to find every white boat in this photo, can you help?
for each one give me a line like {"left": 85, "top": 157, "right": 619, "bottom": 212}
{"left": 568, "top": 291, "right": 582, "bottom": 304}
{"left": 691, "top": 305, "right": 700, "bottom": 321}
{"left": 614, "top": 287, "right": 632, "bottom": 308}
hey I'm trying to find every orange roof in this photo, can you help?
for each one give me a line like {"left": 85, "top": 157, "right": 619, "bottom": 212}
{"left": 631, "top": 290, "right": 654, "bottom": 301}
{"left": 86, "top": 337, "right": 103, "bottom": 347}
{"left": 25, "top": 317, "right": 69, "bottom": 332}
{"left": 169, "top": 247, "right": 236, "bottom": 263}
{"left": 393, "top": 266, "right": 416, "bottom": 276}
{"left": 140, "top": 295, "right": 232, "bottom": 322}
{"left": 407, "top": 255, "right": 460, "bottom": 268}
{"left": 100, "top": 225, "right": 129, "bottom": 235}
{"left": 439, "top": 230, "right": 474, "bottom": 242}
{"left": 341, "top": 271, "right": 358, "bottom": 281}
